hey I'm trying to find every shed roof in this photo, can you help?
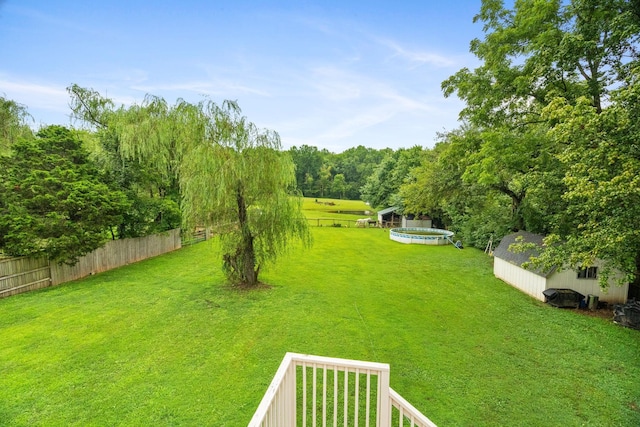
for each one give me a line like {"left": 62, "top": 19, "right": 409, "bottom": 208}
{"left": 377, "top": 206, "right": 400, "bottom": 216}
{"left": 494, "top": 231, "right": 556, "bottom": 277}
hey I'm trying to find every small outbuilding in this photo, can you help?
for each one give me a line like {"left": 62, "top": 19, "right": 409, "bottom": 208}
{"left": 377, "top": 207, "right": 401, "bottom": 228}
{"left": 376, "top": 207, "right": 432, "bottom": 228}
{"left": 493, "top": 231, "right": 629, "bottom": 304}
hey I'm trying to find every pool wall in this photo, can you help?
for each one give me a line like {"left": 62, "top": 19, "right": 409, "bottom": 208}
{"left": 389, "top": 227, "right": 454, "bottom": 245}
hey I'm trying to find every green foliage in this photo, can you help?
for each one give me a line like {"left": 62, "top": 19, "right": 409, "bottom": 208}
{"left": 289, "top": 144, "right": 324, "bottom": 196}
{"left": 118, "top": 195, "right": 181, "bottom": 238}
{"left": 331, "top": 173, "right": 347, "bottom": 199}
{"left": 421, "top": 0, "right": 640, "bottom": 288}
{"left": 443, "top": 0, "right": 639, "bottom": 124}
{"left": 531, "top": 78, "right": 640, "bottom": 287}
{"left": 360, "top": 146, "right": 423, "bottom": 209}
{"left": 0, "top": 126, "right": 128, "bottom": 263}
{"left": 0, "top": 96, "right": 33, "bottom": 156}
{"left": 68, "top": 85, "right": 182, "bottom": 238}
{"left": 288, "top": 145, "right": 390, "bottom": 200}
{"left": 70, "top": 85, "right": 310, "bottom": 286}
{"left": 179, "top": 103, "right": 311, "bottom": 286}
{"left": 333, "top": 145, "right": 389, "bottom": 199}
{"left": 317, "top": 163, "right": 333, "bottom": 198}
{"left": 400, "top": 129, "right": 517, "bottom": 244}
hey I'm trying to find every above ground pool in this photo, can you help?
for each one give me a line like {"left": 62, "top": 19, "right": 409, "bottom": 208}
{"left": 389, "top": 227, "right": 454, "bottom": 245}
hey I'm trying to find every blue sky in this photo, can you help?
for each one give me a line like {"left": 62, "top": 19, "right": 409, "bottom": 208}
{"left": 0, "top": 0, "right": 485, "bottom": 152}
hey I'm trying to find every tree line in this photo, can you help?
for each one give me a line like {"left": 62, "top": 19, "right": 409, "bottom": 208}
{"left": 287, "top": 144, "right": 423, "bottom": 207}
{"left": 1, "top": 0, "right": 639, "bottom": 290}
{"left": 402, "top": 0, "right": 640, "bottom": 291}
{"left": 0, "top": 94, "right": 420, "bottom": 251}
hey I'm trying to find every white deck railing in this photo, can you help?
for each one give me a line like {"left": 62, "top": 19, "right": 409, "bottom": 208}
{"left": 248, "top": 353, "right": 437, "bottom": 427}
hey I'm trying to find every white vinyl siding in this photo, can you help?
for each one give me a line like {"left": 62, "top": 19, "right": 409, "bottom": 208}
{"left": 493, "top": 257, "right": 546, "bottom": 301}
{"left": 547, "top": 267, "right": 628, "bottom": 304}
{"left": 494, "top": 258, "right": 628, "bottom": 304}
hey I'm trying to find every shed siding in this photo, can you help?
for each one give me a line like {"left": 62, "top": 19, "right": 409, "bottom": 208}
{"left": 402, "top": 218, "right": 432, "bottom": 228}
{"left": 546, "top": 268, "right": 628, "bottom": 304}
{"left": 494, "top": 257, "right": 546, "bottom": 301}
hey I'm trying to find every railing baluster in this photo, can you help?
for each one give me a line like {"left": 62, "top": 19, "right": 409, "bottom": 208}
{"left": 269, "top": 403, "right": 274, "bottom": 427}
{"left": 344, "top": 367, "right": 349, "bottom": 427}
{"left": 323, "top": 364, "right": 328, "bottom": 427}
{"left": 354, "top": 368, "right": 359, "bottom": 427}
{"left": 377, "top": 364, "right": 390, "bottom": 427}
{"left": 280, "top": 365, "right": 286, "bottom": 427}
{"left": 290, "top": 362, "right": 297, "bottom": 426}
{"left": 366, "top": 370, "right": 371, "bottom": 427}
{"left": 313, "top": 363, "right": 317, "bottom": 427}
{"left": 334, "top": 367, "right": 338, "bottom": 427}
{"left": 303, "top": 362, "right": 308, "bottom": 427}
{"left": 276, "top": 380, "right": 281, "bottom": 426}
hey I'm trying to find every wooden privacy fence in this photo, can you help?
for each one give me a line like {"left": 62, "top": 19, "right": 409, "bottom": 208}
{"left": 0, "top": 256, "right": 51, "bottom": 298}
{"left": 0, "top": 229, "right": 182, "bottom": 298}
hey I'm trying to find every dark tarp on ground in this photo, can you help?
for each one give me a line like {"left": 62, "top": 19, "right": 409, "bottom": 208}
{"left": 542, "top": 288, "right": 585, "bottom": 308}
{"left": 613, "top": 300, "right": 640, "bottom": 330}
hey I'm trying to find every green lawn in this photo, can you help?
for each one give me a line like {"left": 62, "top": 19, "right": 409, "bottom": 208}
{"left": 1, "top": 226, "right": 639, "bottom": 426}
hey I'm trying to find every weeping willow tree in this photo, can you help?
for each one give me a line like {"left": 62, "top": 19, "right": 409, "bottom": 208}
{"left": 69, "top": 85, "right": 311, "bottom": 287}
{"left": 179, "top": 101, "right": 311, "bottom": 286}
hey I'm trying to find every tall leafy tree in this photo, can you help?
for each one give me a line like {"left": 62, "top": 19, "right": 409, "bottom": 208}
{"left": 434, "top": 0, "right": 640, "bottom": 292}
{"left": 436, "top": 0, "right": 639, "bottom": 251}
{"left": 333, "top": 145, "right": 389, "bottom": 200}
{"left": 69, "top": 86, "right": 310, "bottom": 287}
{"left": 288, "top": 144, "right": 390, "bottom": 200}
{"left": 361, "top": 146, "right": 423, "bottom": 209}
{"left": 0, "top": 97, "right": 32, "bottom": 156}
{"left": 180, "top": 103, "right": 310, "bottom": 286}
{"left": 317, "top": 163, "right": 333, "bottom": 198}
{"left": 443, "top": 0, "right": 639, "bottom": 125}
{"left": 0, "top": 126, "right": 128, "bottom": 263}
{"left": 532, "top": 79, "right": 640, "bottom": 289}
{"left": 331, "top": 173, "right": 347, "bottom": 199}
{"left": 401, "top": 129, "right": 513, "bottom": 246}
{"left": 288, "top": 144, "right": 324, "bottom": 196}
{"left": 68, "top": 85, "right": 181, "bottom": 237}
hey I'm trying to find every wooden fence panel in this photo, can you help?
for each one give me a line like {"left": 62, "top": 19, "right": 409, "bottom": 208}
{"left": 0, "top": 257, "right": 51, "bottom": 298}
{"left": 50, "top": 229, "right": 181, "bottom": 285}
{"left": 0, "top": 229, "right": 182, "bottom": 297}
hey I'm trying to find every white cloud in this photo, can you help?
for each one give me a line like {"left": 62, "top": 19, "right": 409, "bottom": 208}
{"left": 0, "top": 78, "right": 68, "bottom": 112}
{"left": 375, "top": 37, "right": 456, "bottom": 68}
{"left": 132, "top": 79, "right": 271, "bottom": 98}
{"left": 308, "top": 67, "right": 363, "bottom": 101}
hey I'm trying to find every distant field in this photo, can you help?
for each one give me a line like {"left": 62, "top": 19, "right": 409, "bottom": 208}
{"left": 0, "top": 227, "right": 638, "bottom": 426}
{"left": 302, "top": 197, "right": 375, "bottom": 223}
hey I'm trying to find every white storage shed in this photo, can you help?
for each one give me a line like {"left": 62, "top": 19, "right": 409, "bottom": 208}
{"left": 493, "top": 231, "right": 628, "bottom": 304}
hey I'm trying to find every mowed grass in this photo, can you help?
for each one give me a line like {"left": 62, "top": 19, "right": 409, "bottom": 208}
{"left": 1, "top": 228, "right": 640, "bottom": 426}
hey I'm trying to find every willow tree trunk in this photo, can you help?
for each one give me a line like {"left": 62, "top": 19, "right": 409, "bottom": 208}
{"left": 236, "top": 186, "right": 259, "bottom": 286}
